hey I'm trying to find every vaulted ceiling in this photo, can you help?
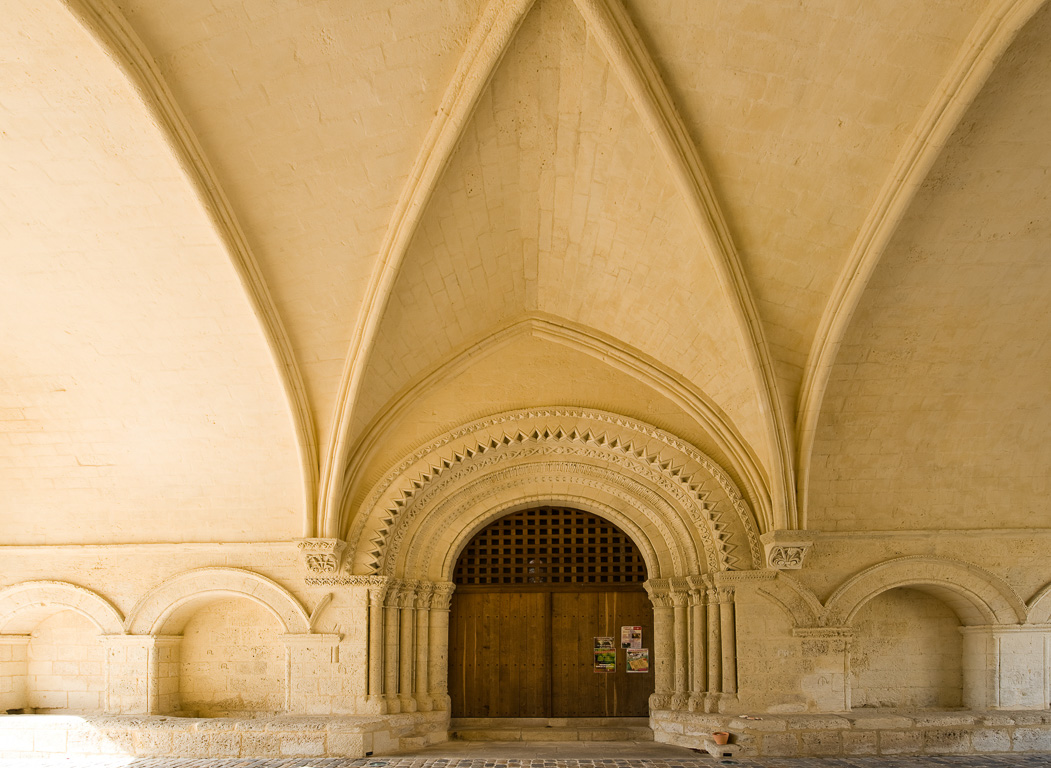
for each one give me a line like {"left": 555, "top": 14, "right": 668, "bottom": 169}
{"left": 2, "top": 0, "right": 1048, "bottom": 545}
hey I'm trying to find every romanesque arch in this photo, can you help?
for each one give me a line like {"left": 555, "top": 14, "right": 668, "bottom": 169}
{"left": 0, "top": 581, "right": 124, "bottom": 635}
{"left": 339, "top": 408, "right": 763, "bottom": 715}
{"left": 821, "top": 556, "right": 1027, "bottom": 627}
{"left": 346, "top": 408, "right": 763, "bottom": 578}
{"left": 124, "top": 568, "right": 310, "bottom": 635}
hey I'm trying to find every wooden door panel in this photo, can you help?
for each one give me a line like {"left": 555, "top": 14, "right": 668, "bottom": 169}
{"left": 449, "top": 591, "right": 550, "bottom": 717}
{"left": 550, "top": 590, "right": 655, "bottom": 717}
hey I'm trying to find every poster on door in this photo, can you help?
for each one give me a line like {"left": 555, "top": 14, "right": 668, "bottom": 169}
{"left": 621, "top": 625, "right": 642, "bottom": 649}
{"left": 626, "top": 648, "right": 649, "bottom": 673}
{"left": 594, "top": 637, "right": 616, "bottom": 672}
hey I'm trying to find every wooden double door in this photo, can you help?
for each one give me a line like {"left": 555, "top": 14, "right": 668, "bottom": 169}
{"left": 449, "top": 587, "right": 655, "bottom": 717}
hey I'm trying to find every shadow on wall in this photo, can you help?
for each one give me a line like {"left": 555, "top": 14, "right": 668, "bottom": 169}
{"left": 849, "top": 587, "right": 962, "bottom": 709}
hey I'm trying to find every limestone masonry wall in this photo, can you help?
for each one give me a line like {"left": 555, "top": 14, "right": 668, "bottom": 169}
{"left": 26, "top": 611, "right": 106, "bottom": 714}
{"left": 0, "top": 529, "right": 1049, "bottom": 757}
{"left": 179, "top": 599, "right": 286, "bottom": 716}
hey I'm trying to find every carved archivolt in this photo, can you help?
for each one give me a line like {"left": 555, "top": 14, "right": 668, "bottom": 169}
{"left": 403, "top": 468, "right": 692, "bottom": 579}
{"left": 346, "top": 408, "right": 762, "bottom": 578}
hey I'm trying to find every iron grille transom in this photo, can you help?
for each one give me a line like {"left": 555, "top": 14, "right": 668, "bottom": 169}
{"left": 453, "top": 507, "right": 647, "bottom": 586}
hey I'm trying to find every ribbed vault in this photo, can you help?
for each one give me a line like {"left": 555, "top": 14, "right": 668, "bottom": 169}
{"left": 0, "top": 0, "right": 302, "bottom": 543}
{"left": 808, "top": 1, "right": 1051, "bottom": 531}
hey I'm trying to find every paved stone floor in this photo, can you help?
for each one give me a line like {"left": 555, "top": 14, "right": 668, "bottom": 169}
{"left": 2, "top": 741, "right": 1051, "bottom": 768}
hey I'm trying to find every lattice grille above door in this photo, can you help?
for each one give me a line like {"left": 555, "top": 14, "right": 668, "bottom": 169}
{"left": 453, "top": 507, "right": 647, "bottom": 586}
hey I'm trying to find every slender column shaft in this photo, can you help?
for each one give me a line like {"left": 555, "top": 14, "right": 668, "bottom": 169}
{"left": 415, "top": 600, "right": 431, "bottom": 711}
{"left": 673, "top": 598, "right": 689, "bottom": 698}
{"left": 429, "top": 583, "right": 454, "bottom": 710}
{"left": 384, "top": 590, "right": 401, "bottom": 704}
{"left": 706, "top": 589, "right": 721, "bottom": 693}
{"left": 367, "top": 593, "right": 385, "bottom": 698}
{"left": 719, "top": 593, "right": 737, "bottom": 694}
{"left": 690, "top": 588, "right": 706, "bottom": 695}
{"left": 653, "top": 603, "right": 674, "bottom": 695}
{"left": 399, "top": 590, "right": 416, "bottom": 710}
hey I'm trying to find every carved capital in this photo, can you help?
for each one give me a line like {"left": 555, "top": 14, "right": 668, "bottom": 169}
{"left": 760, "top": 531, "right": 814, "bottom": 570}
{"left": 668, "top": 576, "right": 691, "bottom": 606}
{"left": 645, "top": 578, "right": 674, "bottom": 608}
{"left": 296, "top": 538, "right": 347, "bottom": 575}
{"left": 415, "top": 581, "right": 436, "bottom": 609}
{"left": 397, "top": 580, "right": 421, "bottom": 608}
{"left": 366, "top": 576, "right": 391, "bottom": 606}
{"left": 430, "top": 582, "right": 456, "bottom": 610}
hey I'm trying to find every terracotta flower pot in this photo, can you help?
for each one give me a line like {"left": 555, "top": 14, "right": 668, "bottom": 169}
{"left": 712, "top": 731, "right": 730, "bottom": 745}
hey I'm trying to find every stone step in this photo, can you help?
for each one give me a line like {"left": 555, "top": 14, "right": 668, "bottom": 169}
{"left": 449, "top": 718, "right": 654, "bottom": 742}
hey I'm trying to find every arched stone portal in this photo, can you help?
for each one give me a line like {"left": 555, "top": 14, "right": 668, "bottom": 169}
{"left": 448, "top": 506, "right": 655, "bottom": 718}
{"left": 334, "top": 408, "right": 765, "bottom": 715}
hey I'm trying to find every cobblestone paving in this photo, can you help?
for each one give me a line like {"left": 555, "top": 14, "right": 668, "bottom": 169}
{"left": 2, "top": 756, "right": 1051, "bottom": 767}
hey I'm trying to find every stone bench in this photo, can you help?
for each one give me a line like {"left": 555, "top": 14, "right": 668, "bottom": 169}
{"left": 651, "top": 709, "right": 1051, "bottom": 757}
{"left": 0, "top": 711, "right": 448, "bottom": 759}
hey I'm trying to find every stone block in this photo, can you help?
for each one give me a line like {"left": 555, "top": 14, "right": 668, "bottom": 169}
{"left": 1011, "top": 712, "right": 1051, "bottom": 725}
{"left": 280, "top": 733, "right": 326, "bottom": 756}
{"left": 132, "top": 728, "right": 173, "bottom": 756}
{"left": 169, "top": 730, "right": 211, "bottom": 757}
{"left": 326, "top": 730, "right": 367, "bottom": 756}
{"left": 923, "top": 728, "right": 971, "bottom": 754}
{"left": 972, "top": 728, "right": 1011, "bottom": 753}
{"left": 844, "top": 713, "right": 913, "bottom": 730}
{"left": 978, "top": 713, "right": 1016, "bottom": 726}
{"left": 204, "top": 731, "right": 241, "bottom": 757}
{"left": 759, "top": 732, "right": 799, "bottom": 756}
{"left": 842, "top": 730, "right": 877, "bottom": 755}
{"left": 915, "top": 713, "right": 976, "bottom": 727}
{"left": 452, "top": 728, "right": 521, "bottom": 741}
{"left": 800, "top": 730, "right": 842, "bottom": 756}
{"left": 31, "top": 728, "right": 66, "bottom": 753}
{"left": 731, "top": 717, "right": 786, "bottom": 731}
{"left": 784, "top": 715, "right": 849, "bottom": 730}
{"left": 240, "top": 732, "right": 282, "bottom": 756}
{"left": 371, "top": 729, "right": 398, "bottom": 755}
{"left": 879, "top": 729, "right": 923, "bottom": 754}
{"left": 66, "top": 727, "right": 105, "bottom": 755}
{"left": 1013, "top": 727, "right": 1051, "bottom": 752}
{"left": 530, "top": 728, "right": 579, "bottom": 741}
{"left": 0, "top": 729, "right": 33, "bottom": 752}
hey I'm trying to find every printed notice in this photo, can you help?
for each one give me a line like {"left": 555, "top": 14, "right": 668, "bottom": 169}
{"left": 621, "top": 625, "right": 642, "bottom": 649}
{"left": 594, "top": 636, "right": 616, "bottom": 672}
{"left": 594, "top": 649, "right": 616, "bottom": 672}
{"left": 626, "top": 648, "right": 649, "bottom": 673}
